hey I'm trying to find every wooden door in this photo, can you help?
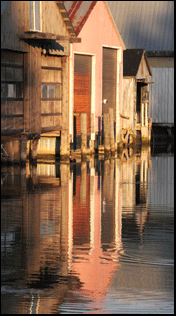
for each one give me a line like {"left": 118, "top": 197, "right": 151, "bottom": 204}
{"left": 74, "top": 54, "right": 92, "bottom": 135}
{"left": 102, "top": 47, "right": 117, "bottom": 119}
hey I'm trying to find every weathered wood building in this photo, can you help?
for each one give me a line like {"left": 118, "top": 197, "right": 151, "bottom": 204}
{"left": 1, "top": 1, "right": 80, "bottom": 162}
{"left": 122, "top": 49, "right": 152, "bottom": 144}
{"left": 107, "top": 1, "right": 174, "bottom": 135}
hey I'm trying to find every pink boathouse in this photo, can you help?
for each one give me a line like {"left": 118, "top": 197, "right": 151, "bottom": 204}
{"left": 64, "top": 1, "right": 126, "bottom": 150}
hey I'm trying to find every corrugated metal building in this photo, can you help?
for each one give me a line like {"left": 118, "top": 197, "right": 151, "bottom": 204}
{"left": 106, "top": 1, "right": 174, "bottom": 127}
{"left": 148, "top": 155, "right": 174, "bottom": 209}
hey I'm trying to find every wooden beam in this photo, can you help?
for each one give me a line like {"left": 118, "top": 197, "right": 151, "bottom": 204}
{"left": 19, "top": 32, "right": 81, "bottom": 43}
{"left": 120, "top": 114, "right": 130, "bottom": 120}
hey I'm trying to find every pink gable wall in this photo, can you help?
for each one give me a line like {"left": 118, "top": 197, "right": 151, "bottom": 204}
{"left": 71, "top": 1, "right": 124, "bottom": 133}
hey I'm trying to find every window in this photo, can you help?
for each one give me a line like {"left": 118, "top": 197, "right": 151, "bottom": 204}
{"left": 41, "top": 84, "right": 61, "bottom": 99}
{"left": 1, "top": 51, "right": 24, "bottom": 100}
{"left": 30, "top": 1, "right": 41, "bottom": 31}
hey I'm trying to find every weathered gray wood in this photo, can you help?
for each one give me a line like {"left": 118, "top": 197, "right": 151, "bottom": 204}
{"left": 104, "top": 113, "right": 110, "bottom": 152}
{"left": 80, "top": 113, "right": 87, "bottom": 155}
{"left": 109, "top": 108, "right": 115, "bottom": 152}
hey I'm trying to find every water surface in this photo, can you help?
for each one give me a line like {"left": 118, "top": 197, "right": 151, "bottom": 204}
{"left": 1, "top": 147, "right": 174, "bottom": 314}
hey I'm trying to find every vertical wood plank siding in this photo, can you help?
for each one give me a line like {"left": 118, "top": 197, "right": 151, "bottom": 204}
{"left": 1, "top": 50, "right": 24, "bottom": 133}
{"left": 149, "top": 67, "right": 174, "bottom": 124}
{"left": 74, "top": 54, "right": 92, "bottom": 134}
{"left": 41, "top": 55, "right": 62, "bottom": 131}
{"left": 102, "top": 47, "right": 117, "bottom": 120}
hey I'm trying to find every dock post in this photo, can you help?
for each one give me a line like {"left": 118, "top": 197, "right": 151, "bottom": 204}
{"left": 80, "top": 161, "right": 87, "bottom": 204}
{"left": 80, "top": 113, "right": 87, "bottom": 155}
{"left": 20, "top": 134, "right": 27, "bottom": 165}
{"left": 31, "top": 138, "right": 38, "bottom": 162}
{"left": 90, "top": 113, "right": 95, "bottom": 153}
{"left": 104, "top": 113, "right": 110, "bottom": 153}
{"left": 60, "top": 129, "right": 70, "bottom": 158}
{"left": 109, "top": 108, "right": 115, "bottom": 152}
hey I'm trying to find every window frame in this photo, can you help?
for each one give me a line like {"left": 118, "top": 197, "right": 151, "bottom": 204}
{"left": 30, "top": 1, "right": 42, "bottom": 32}
{"left": 41, "top": 83, "right": 62, "bottom": 101}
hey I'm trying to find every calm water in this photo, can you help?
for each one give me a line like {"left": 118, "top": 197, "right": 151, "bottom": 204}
{"left": 1, "top": 147, "right": 174, "bottom": 314}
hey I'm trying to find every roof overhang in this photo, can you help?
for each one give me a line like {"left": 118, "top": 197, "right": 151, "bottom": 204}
{"left": 104, "top": 1, "right": 126, "bottom": 50}
{"left": 19, "top": 31, "right": 81, "bottom": 43}
{"left": 56, "top": 1, "right": 81, "bottom": 41}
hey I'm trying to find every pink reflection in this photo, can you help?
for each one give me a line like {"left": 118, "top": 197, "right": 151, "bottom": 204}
{"left": 68, "top": 165, "right": 122, "bottom": 312}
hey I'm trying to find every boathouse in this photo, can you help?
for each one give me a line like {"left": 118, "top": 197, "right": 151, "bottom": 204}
{"left": 106, "top": 1, "right": 174, "bottom": 137}
{"left": 1, "top": 1, "right": 80, "bottom": 162}
{"left": 122, "top": 49, "right": 152, "bottom": 144}
{"left": 64, "top": 1, "right": 126, "bottom": 153}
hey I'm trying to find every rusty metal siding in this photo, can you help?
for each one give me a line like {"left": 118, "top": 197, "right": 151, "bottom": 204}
{"left": 149, "top": 68, "right": 174, "bottom": 124}
{"left": 106, "top": 1, "right": 174, "bottom": 51}
{"left": 63, "top": 1, "right": 97, "bottom": 35}
{"left": 102, "top": 47, "right": 117, "bottom": 119}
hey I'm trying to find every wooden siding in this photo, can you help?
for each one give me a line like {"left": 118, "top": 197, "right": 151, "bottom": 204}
{"left": 136, "top": 55, "right": 150, "bottom": 80}
{"left": 1, "top": 50, "right": 24, "bottom": 133}
{"left": 41, "top": 54, "right": 62, "bottom": 133}
{"left": 29, "top": 45, "right": 41, "bottom": 134}
{"left": 122, "top": 78, "right": 135, "bottom": 131}
{"left": 1, "top": 1, "right": 30, "bottom": 52}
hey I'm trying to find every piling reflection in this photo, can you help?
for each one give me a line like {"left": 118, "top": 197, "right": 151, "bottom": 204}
{"left": 3, "top": 146, "right": 170, "bottom": 314}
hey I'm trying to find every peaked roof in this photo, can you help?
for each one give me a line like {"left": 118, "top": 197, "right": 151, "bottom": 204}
{"left": 63, "top": 1, "right": 97, "bottom": 36}
{"left": 63, "top": 1, "right": 125, "bottom": 49}
{"left": 106, "top": 1, "right": 174, "bottom": 52}
{"left": 123, "top": 49, "right": 152, "bottom": 77}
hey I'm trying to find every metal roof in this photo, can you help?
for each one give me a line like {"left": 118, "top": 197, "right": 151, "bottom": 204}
{"left": 123, "top": 49, "right": 152, "bottom": 77}
{"left": 106, "top": 1, "right": 174, "bottom": 52}
{"left": 1, "top": 1, "right": 9, "bottom": 15}
{"left": 63, "top": 1, "right": 97, "bottom": 35}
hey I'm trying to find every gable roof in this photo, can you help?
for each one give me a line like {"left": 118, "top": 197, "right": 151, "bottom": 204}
{"left": 123, "top": 49, "right": 152, "bottom": 77}
{"left": 63, "top": 1, "right": 97, "bottom": 36}
{"left": 106, "top": 1, "right": 174, "bottom": 52}
{"left": 63, "top": 1, "right": 125, "bottom": 49}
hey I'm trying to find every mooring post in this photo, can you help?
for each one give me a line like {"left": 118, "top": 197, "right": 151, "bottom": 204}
{"left": 104, "top": 113, "right": 110, "bottom": 153}
{"left": 109, "top": 108, "right": 115, "bottom": 152}
{"left": 31, "top": 138, "right": 38, "bottom": 161}
{"left": 90, "top": 113, "right": 95, "bottom": 153}
{"left": 20, "top": 134, "right": 27, "bottom": 165}
{"left": 80, "top": 113, "right": 87, "bottom": 155}
{"left": 60, "top": 129, "right": 70, "bottom": 157}
{"left": 80, "top": 161, "right": 87, "bottom": 204}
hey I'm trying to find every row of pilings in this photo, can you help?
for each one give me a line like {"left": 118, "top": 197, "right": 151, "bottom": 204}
{"left": 1, "top": 109, "right": 149, "bottom": 165}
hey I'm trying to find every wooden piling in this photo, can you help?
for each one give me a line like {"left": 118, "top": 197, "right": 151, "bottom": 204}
{"left": 104, "top": 113, "right": 110, "bottom": 153}
{"left": 109, "top": 108, "right": 115, "bottom": 152}
{"left": 80, "top": 161, "right": 87, "bottom": 204}
{"left": 31, "top": 139, "right": 38, "bottom": 161}
{"left": 60, "top": 130, "right": 70, "bottom": 158}
{"left": 80, "top": 113, "right": 87, "bottom": 155}
{"left": 90, "top": 113, "right": 95, "bottom": 153}
{"left": 20, "top": 134, "right": 27, "bottom": 164}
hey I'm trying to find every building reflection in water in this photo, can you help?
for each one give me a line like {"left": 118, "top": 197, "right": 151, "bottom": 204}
{"left": 1, "top": 147, "right": 151, "bottom": 314}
